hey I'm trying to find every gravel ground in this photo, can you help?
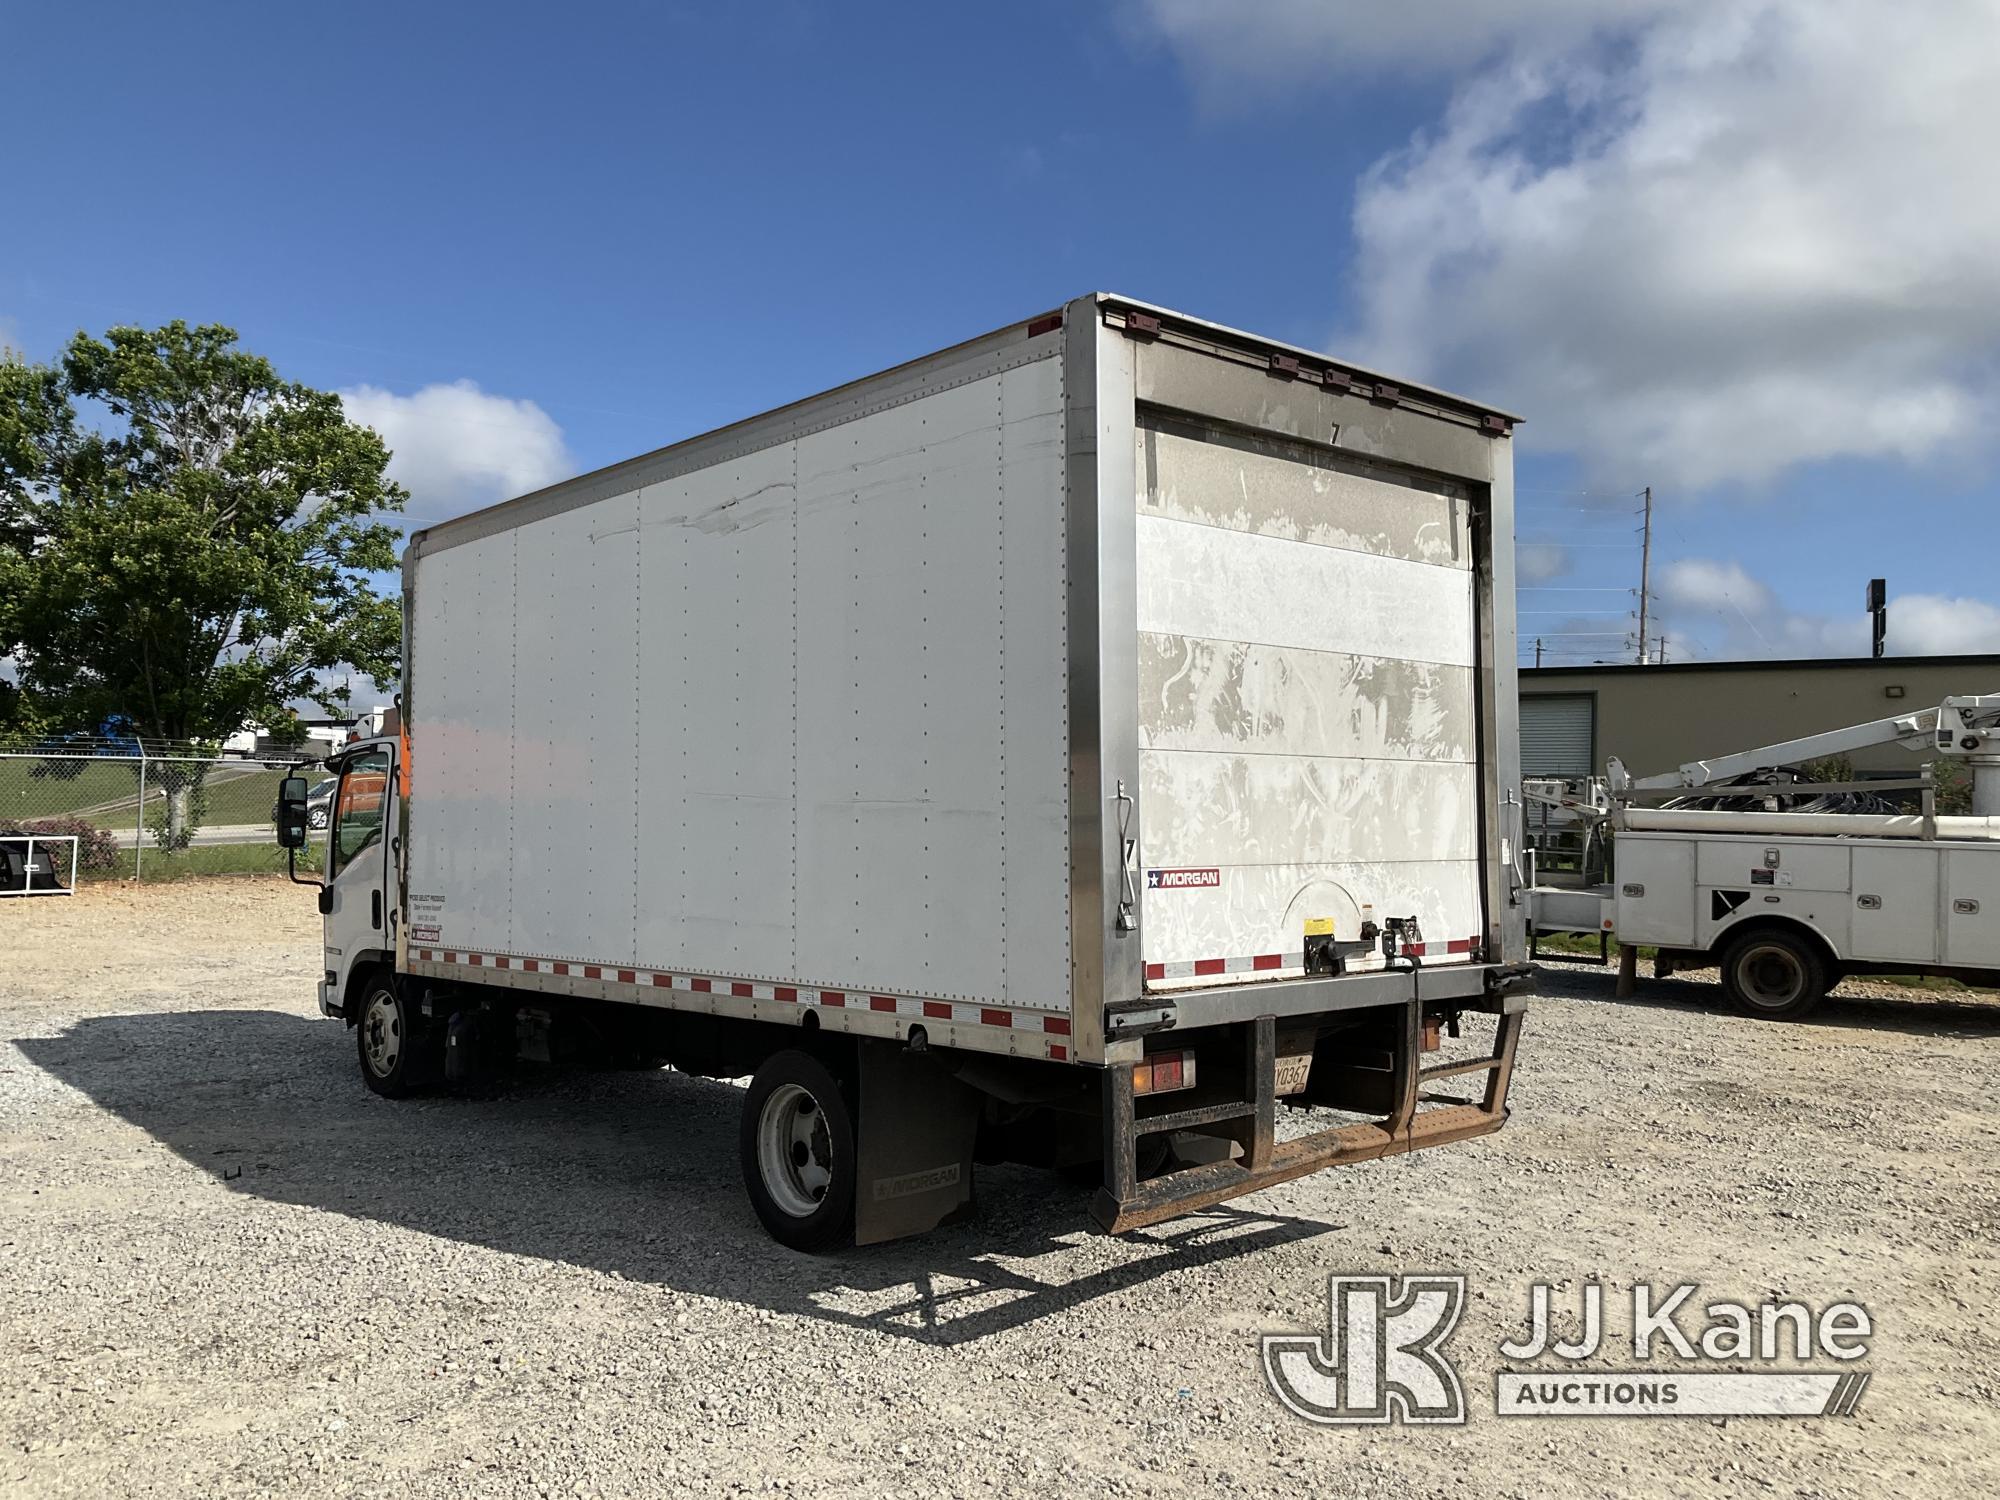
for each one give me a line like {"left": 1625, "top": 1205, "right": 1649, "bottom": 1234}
{"left": 3, "top": 880, "right": 1997, "bottom": 1499}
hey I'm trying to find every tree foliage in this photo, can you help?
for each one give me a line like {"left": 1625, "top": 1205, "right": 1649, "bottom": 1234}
{"left": 0, "top": 321, "right": 405, "bottom": 744}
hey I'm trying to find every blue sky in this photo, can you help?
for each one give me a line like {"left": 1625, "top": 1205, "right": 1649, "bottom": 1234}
{"left": 6, "top": 1, "right": 1996, "bottom": 671}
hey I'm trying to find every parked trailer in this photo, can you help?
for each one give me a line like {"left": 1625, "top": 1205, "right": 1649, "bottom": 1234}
{"left": 282, "top": 294, "right": 1533, "bottom": 1247}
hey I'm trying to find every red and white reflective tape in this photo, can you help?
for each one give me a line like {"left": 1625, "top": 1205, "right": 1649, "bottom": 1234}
{"left": 1144, "top": 951, "right": 1305, "bottom": 983}
{"left": 410, "top": 947, "right": 1073, "bottom": 1055}
{"left": 1144, "top": 936, "right": 1481, "bottom": 984}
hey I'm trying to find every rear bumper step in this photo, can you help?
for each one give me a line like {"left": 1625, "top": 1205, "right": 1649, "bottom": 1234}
{"left": 1090, "top": 994, "right": 1526, "bottom": 1233}
{"left": 1093, "top": 1103, "right": 1508, "bottom": 1233}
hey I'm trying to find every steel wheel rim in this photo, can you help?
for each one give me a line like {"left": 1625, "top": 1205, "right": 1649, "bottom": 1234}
{"left": 362, "top": 990, "right": 402, "bottom": 1076}
{"left": 757, "top": 1082, "right": 834, "bottom": 1218}
{"left": 1740, "top": 945, "right": 1804, "bottom": 1008}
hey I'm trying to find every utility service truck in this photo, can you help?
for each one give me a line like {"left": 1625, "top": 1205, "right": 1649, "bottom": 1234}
{"left": 278, "top": 294, "right": 1533, "bottom": 1248}
{"left": 1527, "top": 694, "right": 2000, "bottom": 1018}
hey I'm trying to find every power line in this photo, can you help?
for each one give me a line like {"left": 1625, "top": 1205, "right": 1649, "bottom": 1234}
{"left": 1515, "top": 540, "right": 1649, "bottom": 550}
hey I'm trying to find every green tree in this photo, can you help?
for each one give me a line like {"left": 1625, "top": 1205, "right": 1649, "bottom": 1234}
{"left": 0, "top": 321, "right": 404, "bottom": 744}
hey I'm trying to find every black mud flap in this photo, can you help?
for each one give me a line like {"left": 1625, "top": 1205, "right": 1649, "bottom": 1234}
{"left": 853, "top": 1040, "right": 981, "bottom": 1246}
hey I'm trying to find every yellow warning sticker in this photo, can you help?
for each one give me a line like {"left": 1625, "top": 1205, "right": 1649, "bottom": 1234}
{"left": 1303, "top": 917, "right": 1336, "bottom": 938}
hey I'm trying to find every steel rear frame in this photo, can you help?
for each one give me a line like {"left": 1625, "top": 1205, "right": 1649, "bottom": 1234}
{"left": 1093, "top": 983, "right": 1528, "bottom": 1232}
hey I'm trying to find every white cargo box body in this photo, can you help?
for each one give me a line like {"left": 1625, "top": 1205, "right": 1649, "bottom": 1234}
{"left": 401, "top": 295, "right": 1524, "bottom": 1065}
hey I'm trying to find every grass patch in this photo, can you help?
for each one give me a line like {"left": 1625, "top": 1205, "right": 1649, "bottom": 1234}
{"left": 1534, "top": 929, "right": 1991, "bottom": 995}
{"left": 1871, "top": 973, "right": 1975, "bottom": 992}
{"left": 112, "top": 838, "right": 325, "bottom": 882}
{"left": 1532, "top": 931, "right": 1654, "bottom": 960}
{"left": 1, "top": 759, "right": 310, "bottom": 833}
{"left": 0, "top": 759, "right": 144, "bottom": 823}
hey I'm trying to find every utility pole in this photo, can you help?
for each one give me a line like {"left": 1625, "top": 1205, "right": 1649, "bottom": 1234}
{"left": 1656, "top": 632, "right": 1668, "bottom": 665}
{"left": 1535, "top": 637, "right": 1544, "bottom": 668}
{"left": 1867, "top": 578, "right": 1887, "bottom": 659}
{"left": 1636, "top": 485, "right": 1653, "bottom": 665}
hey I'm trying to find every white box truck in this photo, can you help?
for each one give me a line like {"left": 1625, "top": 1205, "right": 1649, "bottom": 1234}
{"left": 279, "top": 294, "right": 1533, "bottom": 1248}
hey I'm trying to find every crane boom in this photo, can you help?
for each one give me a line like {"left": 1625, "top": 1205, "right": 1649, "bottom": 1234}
{"left": 1604, "top": 691, "right": 2000, "bottom": 821}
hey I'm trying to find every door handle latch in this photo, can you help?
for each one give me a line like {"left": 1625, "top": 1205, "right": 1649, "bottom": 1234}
{"left": 1115, "top": 781, "right": 1138, "bottom": 933}
{"left": 371, "top": 889, "right": 383, "bottom": 930}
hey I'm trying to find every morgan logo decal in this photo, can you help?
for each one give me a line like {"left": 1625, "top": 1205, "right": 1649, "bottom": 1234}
{"left": 870, "top": 1163, "right": 962, "bottom": 1201}
{"left": 1147, "top": 867, "right": 1221, "bottom": 890}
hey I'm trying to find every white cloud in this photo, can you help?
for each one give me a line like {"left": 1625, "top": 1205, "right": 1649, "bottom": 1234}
{"left": 1137, "top": 1, "right": 2000, "bottom": 490}
{"left": 340, "top": 380, "right": 572, "bottom": 526}
{"left": 1127, "top": 1, "right": 1664, "bottom": 92}
{"left": 1885, "top": 596, "right": 2000, "bottom": 657}
{"left": 1349, "top": 1, "right": 2000, "bottom": 487}
{"left": 1659, "top": 558, "right": 1774, "bottom": 617}
{"left": 1516, "top": 540, "right": 1573, "bottom": 584}
{"left": 1659, "top": 557, "right": 2000, "bottom": 659}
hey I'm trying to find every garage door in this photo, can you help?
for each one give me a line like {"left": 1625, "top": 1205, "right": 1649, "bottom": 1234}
{"left": 1520, "top": 694, "right": 1594, "bottom": 778}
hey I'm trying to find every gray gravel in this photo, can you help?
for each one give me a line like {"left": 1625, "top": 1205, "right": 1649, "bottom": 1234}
{"left": 3, "top": 881, "right": 1997, "bottom": 1499}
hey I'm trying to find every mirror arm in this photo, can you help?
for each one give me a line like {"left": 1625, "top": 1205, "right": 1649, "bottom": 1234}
{"left": 287, "top": 845, "right": 324, "bottom": 891}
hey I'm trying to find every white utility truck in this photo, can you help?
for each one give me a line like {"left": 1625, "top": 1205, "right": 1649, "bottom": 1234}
{"left": 277, "top": 294, "right": 1533, "bottom": 1248}
{"left": 1527, "top": 694, "right": 2000, "bottom": 1018}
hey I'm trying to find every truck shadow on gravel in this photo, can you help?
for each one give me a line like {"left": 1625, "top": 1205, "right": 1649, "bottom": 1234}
{"left": 21, "top": 1009, "right": 1341, "bottom": 1347}
{"left": 1534, "top": 963, "right": 2000, "bottom": 1037}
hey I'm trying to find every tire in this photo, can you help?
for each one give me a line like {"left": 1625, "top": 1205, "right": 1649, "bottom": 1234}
{"left": 308, "top": 805, "right": 330, "bottom": 830}
{"left": 355, "top": 976, "right": 433, "bottom": 1097}
{"left": 740, "top": 1050, "right": 856, "bottom": 1251}
{"left": 1719, "top": 928, "right": 1828, "bottom": 1021}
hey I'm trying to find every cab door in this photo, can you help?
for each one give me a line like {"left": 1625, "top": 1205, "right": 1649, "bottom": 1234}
{"left": 321, "top": 743, "right": 396, "bottom": 1016}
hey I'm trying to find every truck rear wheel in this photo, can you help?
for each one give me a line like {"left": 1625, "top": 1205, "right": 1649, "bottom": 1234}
{"left": 741, "top": 1050, "right": 856, "bottom": 1251}
{"left": 1719, "top": 929, "right": 1828, "bottom": 1021}
{"left": 357, "top": 977, "right": 432, "bottom": 1097}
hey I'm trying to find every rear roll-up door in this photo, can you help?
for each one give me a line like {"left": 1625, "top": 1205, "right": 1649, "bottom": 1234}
{"left": 1519, "top": 694, "right": 1594, "bottom": 779}
{"left": 1133, "top": 414, "right": 1483, "bottom": 988}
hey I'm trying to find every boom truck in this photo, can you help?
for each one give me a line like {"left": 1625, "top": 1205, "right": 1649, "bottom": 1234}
{"left": 1527, "top": 693, "right": 2000, "bottom": 1018}
{"left": 276, "top": 295, "right": 1534, "bottom": 1248}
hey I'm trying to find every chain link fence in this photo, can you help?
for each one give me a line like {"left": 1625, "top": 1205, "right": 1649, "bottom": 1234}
{"left": 0, "top": 746, "right": 329, "bottom": 882}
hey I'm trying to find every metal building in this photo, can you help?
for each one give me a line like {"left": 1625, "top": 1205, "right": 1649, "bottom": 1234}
{"left": 1519, "top": 654, "right": 2000, "bottom": 781}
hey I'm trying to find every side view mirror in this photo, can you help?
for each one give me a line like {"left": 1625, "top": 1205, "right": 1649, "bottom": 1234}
{"left": 276, "top": 775, "right": 311, "bottom": 850}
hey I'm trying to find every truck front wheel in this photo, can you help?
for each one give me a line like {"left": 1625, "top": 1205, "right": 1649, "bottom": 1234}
{"left": 741, "top": 1050, "right": 856, "bottom": 1251}
{"left": 356, "top": 977, "right": 432, "bottom": 1097}
{"left": 1719, "top": 929, "right": 1828, "bottom": 1021}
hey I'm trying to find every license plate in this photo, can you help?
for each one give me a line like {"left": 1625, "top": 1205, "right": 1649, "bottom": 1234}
{"left": 1274, "top": 1051, "right": 1313, "bottom": 1096}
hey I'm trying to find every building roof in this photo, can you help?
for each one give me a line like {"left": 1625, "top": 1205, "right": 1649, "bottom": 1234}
{"left": 1522, "top": 653, "right": 2000, "bottom": 680}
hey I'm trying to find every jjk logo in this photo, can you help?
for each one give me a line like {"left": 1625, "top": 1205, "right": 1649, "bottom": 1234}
{"left": 1262, "top": 1275, "right": 1467, "bottom": 1425}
